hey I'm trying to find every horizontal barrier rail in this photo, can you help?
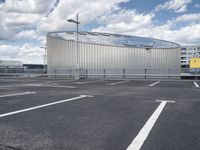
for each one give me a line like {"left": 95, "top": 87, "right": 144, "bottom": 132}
{"left": 0, "top": 68, "right": 200, "bottom": 79}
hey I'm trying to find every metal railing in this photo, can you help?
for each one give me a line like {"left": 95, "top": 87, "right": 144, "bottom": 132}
{"left": 0, "top": 68, "right": 200, "bottom": 79}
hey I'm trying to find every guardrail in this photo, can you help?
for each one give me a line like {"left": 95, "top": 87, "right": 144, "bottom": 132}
{"left": 0, "top": 68, "right": 200, "bottom": 79}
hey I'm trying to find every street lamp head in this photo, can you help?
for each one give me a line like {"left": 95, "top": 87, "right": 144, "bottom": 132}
{"left": 67, "top": 19, "right": 80, "bottom": 24}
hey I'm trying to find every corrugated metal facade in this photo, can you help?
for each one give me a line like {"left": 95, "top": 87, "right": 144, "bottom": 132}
{"left": 47, "top": 35, "right": 180, "bottom": 77}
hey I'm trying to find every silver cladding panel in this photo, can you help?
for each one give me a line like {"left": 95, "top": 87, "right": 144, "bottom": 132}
{"left": 47, "top": 36, "right": 180, "bottom": 75}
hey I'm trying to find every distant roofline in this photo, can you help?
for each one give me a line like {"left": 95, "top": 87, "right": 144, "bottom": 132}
{"left": 181, "top": 45, "right": 200, "bottom": 48}
{"left": 47, "top": 31, "right": 180, "bottom": 49}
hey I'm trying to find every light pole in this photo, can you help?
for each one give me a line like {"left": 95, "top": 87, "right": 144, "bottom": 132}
{"left": 10, "top": 55, "right": 16, "bottom": 61}
{"left": 67, "top": 14, "right": 80, "bottom": 80}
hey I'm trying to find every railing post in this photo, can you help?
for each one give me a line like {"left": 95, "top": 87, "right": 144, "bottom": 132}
{"left": 54, "top": 69, "right": 56, "bottom": 77}
{"left": 69, "top": 69, "right": 72, "bottom": 78}
{"left": 104, "top": 69, "right": 106, "bottom": 78}
{"left": 195, "top": 68, "right": 198, "bottom": 80}
{"left": 145, "top": 69, "right": 147, "bottom": 79}
{"left": 123, "top": 69, "right": 125, "bottom": 78}
{"left": 28, "top": 70, "right": 30, "bottom": 78}
{"left": 86, "top": 69, "right": 88, "bottom": 78}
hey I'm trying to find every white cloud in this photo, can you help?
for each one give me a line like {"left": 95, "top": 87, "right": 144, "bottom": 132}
{"left": 93, "top": 9, "right": 154, "bottom": 34}
{"left": 0, "top": 0, "right": 129, "bottom": 39}
{"left": 4, "top": 0, "right": 55, "bottom": 14}
{"left": 132, "top": 24, "right": 200, "bottom": 45}
{"left": 0, "top": 0, "right": 129, "bottom": 63}
{"left": 155, "top": 0, "right": 192, "bottom": 13}
{"left": 0, "top": 44, "right": 44, "bottom": 64}
{"left": 92, "top": 8, "right": 200, "bottom": 46}
{"left": 0, "top": 2, "right": 45, "bottom": 40}
{"left": 173, "top": 13, "right": 200, "bottom": 23}
{"left": 15, "top": 30, "right": 39, "bottom": 40}
{"left": 0, "top": 0, "right": 200, "bottom": 64}
{"left": 37, "top": 0, "right": 129, "bottom": 33}
{"left": 0, "top": 23, "right": 13, "bottom": 40}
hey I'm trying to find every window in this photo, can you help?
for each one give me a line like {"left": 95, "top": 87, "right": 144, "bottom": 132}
{"left": 181, "top": 48, "right": 187, "bottom": 51}
{"left": 181, "top": 52, "right": 187, "bottom": 55}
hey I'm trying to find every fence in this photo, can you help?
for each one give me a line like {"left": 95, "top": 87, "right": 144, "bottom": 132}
{"left": 0, "top": 68, "right": 200, "bottom": 79}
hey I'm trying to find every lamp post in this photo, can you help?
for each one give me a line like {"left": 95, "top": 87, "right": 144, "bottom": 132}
{"left": 10, "top": 55, "right": 16, "bottom": 61}
{"left": 67, "top": 14, "right": 80, "bottom": 80}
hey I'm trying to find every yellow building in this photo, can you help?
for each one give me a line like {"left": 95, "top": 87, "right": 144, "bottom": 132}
{"left": 190, "top": 58, "right": 200, "bottom": 68}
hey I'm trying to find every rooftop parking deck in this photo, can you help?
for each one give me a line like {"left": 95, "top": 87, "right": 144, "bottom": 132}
{"left": 0, "top": 78, "right": 199, "bottom": 150}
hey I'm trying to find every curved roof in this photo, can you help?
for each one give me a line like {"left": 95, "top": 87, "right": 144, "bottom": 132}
{"left": 47, "top": 31, "right": 179, "bottom": 49}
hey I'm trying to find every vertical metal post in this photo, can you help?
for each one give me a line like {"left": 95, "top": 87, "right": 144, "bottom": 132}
{"left": 86, "top": 69, "right": 88, "bottom": 78}
{"left": 69, "top": 69, "right": 72, "bottom": 78}
{"left": 75, "top": 14, "right": 80, "bottom": 80}
{"left": 145, "top": 69, "right": 147, "bottom": 79}
{"left": 123, "top": 69, "right": 125, "bottom": 78}
{"left": 104, "top": 69, "right": 106, "bottom": 78}
{"left": 67, "top": 14, "right": 80, "bottom": 80}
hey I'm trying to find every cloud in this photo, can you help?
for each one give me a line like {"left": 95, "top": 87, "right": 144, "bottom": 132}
{"left": 93, "top": 9, "right": 154, "bottom": 34}
{"left": 15, "top": 30, "right": 39, "bottom": 40}
{"left": 0, "top": 0, "right": 200, "bottom": 64}
{"left": 0, "top": 0, "right": 129, "bottom": 63}
{"left": 92, "top": 8, "right": 200, "bottom": 45}
{"left": 0, "top": 23, "right": 13, "bottom": 40}
{"left": 155, "top": 0, "right": 192, "bottom": 13}
{"left": 0, "top": 0, "right": 129, "bottom": 40}
{"left": 3, "top": 0, "right": 55, "bottom": 14}
{"left": 173, "top": 13, "right": 200, "bottom": 24}
{"left": 132, "top": 24, "right": 200, "bottom": 45}
{"left": 0, "top": 44, "right": 44, "bottom": 64}
{"left": 0, "top": 1, "right": 46, "bottom": 40}
{"left": 37, "top": 0, "right": 129, "bottom": 33}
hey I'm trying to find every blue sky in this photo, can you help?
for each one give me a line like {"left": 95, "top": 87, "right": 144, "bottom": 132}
{"left": 0, "top": 0, "right": 200, "bottom": 63}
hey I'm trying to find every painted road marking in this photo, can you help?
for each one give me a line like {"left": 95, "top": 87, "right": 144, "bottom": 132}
{"left": 0, "top": 92, "right": 35, "bottom": 98}
{"left": 149, "top": 81, "right": 160, "bottom": 87}
{"left": 193, "top": 82, "right": 199, "bottom": 88}
{"left": 109, "top": 80, "right": 129, "bottom": 85}
{"left": 74, "top": 81, "right": 95, "bottom": 84}
{"left": 127, "top": 100, "right": 175, "bottom": 150}
{"left": 25, "top": 84, "right": 76, "bottom": 88}
{"left": 42, "top": 85, "right": 76, "bottom": 88}
{"left": 0, "top": 95, "right": 93, "bottom": 118}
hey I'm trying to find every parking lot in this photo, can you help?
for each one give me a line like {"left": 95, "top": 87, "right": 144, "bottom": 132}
{"left": 0, "top": 78, "right": 199, "bottom": 150}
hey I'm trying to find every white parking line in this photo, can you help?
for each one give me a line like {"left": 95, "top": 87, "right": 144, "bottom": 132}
{"left": 193, "top": 82, "right": 199, "bottom": 88}
{"left": 41, "top": 85, "right": 76, "bottom": 88}
{"left": 0, "top": 95, "right": 93, "bottom": 118}
{"left": 0, "top": 92, "right": 35, "bottom": 98}
{"left": 74, "top": 81, "right": 95, "bottom": 84}
{"left": 25, "top": 84, "right": 76, "bottom": 88}
{"left": 109, "top": 80, "right": 129, "bottom": 85}
{"left": 149, "top": 81, "right": 160, "bottom": 87}
{"left": 127, "top": 100, "right": 175, "bottom": 150}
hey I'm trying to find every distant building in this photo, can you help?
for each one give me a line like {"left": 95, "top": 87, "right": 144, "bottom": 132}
{"left": 47, "top": 31, "right": 180, "bottom": 79}
{"left": 181, "top": 45, "right": 200, "bottom": 68}
{"left": 23, "top": 64, "right": 45, "bottom": 69}
{"left": 0, "top": 60, "right": 23, "bottom": 68}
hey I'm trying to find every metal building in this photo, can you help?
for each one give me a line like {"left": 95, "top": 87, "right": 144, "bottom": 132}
{"left": 47, "top": 31, "right": 180, "bottom": 79}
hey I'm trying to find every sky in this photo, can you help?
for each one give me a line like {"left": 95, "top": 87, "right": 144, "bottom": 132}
{"left": 0, "top": 0, "right": 200, "bottom": 64}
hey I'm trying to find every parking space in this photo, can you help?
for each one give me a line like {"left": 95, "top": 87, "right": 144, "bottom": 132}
{"left": 0, "top": 78, "right": 199, "bottom": 150}
{"left": 153, "top": 80, "right": 196, "bottom": 89}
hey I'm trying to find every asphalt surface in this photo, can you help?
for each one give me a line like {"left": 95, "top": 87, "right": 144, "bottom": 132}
{"left": 0, "top": 78, "right": 199, "bottom": 150}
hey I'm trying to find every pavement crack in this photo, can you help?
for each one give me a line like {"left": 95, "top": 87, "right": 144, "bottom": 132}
{"left": 0, "top": 144, "right": 22, "bottom": 150}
